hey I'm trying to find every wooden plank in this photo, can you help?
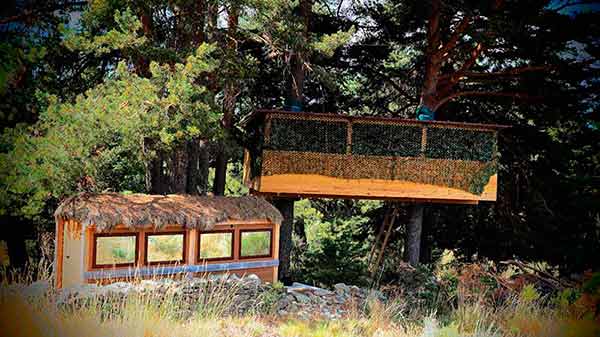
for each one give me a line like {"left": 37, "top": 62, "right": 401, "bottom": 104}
{"left": 62, "top": 221, "right": 84, "bottom": 288}
{"left": 259, "top": 150, "right": 496, "bottom": 198}
{"left": 346, "top": 121, "right": 352, "bottom": 154}
{"left": 421, "top": 126, "right": 427, "bottom": 156}
{"left": 272, "top": 222, "right": 280, "bottom": 283}
{"left": 188, "top": 229, "right": 197, "bottom": 265}
{"left": 55, "top": 219, "right": 64, "bottom": 289}
{"left": 255, "top": 174, "right": 496, "bottom": 204}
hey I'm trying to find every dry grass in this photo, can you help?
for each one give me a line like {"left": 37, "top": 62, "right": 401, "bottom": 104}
{"left": 1, "top": 261, "right": 598, "bottom": 337}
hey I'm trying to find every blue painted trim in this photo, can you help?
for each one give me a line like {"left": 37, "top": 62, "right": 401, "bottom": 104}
{"left": 84, "top": 259, "right": 279, "bottom": 279}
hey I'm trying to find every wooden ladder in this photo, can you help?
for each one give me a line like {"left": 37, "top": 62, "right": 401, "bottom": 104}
{"left": 367, "top": 204, "right": 399, "bottom": 280}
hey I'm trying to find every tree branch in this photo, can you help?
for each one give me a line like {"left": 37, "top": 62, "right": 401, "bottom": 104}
{"left": 437, "top": 15, "right": 472, "bottom": 60}
{"left": 380, "top": 73, "right": 415, "bottom": 101}
{"left": 434, "top": 90, "right": 543, "bottom": 110}
{"left": 0, "top": 2, "right": 87, "bottom": 25}
{"left": 461, "top": 65, "right": 553, "bottom": 78}
{"left": 435, "top": 42, "right": 485, "bottom": 95}
{"left": 457, "top": 43, "right": 485, "bottom": 76}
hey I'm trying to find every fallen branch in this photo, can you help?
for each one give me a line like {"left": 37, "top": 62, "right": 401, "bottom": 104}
{"left": 500, "top": 259, "right": 576, "bottom": 289}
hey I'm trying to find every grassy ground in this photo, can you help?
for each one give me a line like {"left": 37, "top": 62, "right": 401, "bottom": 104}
{"left": 0, "top": 261, "right": 598, "bottom": 337}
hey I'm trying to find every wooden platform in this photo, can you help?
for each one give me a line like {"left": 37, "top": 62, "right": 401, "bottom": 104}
{"left": 246, "top": 173, "right": 497, "bottom": 204}
{"left": 242, "top": 110, "right": 506, "bottom": 204}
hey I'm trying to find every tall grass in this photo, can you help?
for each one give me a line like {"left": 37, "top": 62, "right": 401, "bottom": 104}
{"left": 0, "top": 257, "right": 53, "bottom": 286}
{"left": 1, "top": 260, "right": 599, "bottom": 337}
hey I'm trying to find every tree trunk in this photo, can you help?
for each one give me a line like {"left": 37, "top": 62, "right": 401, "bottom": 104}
{"left": 405, "top": 204, "right": 424, "bottom": 266}
{"left": 206, "top": 1, "right": 218, "bottom": 43}
{"left": 1, "top": 216, "right": 28, "bottom": 269}
{"left": 212, "top": 3, "right": 239, "bottom": 196}
{"left": 170, "top": 144, "right": 189, "bottom": 193}
{"left": 287, "top": 0, "right": 311, "bottom": 109}
{"left": 186, "top": 138, "right": 209, "bottom": 195}
{"left": 419, "top": 0, "right": 441, "bottom": 111}
{"left": 213, "top": 149, "right": 227, "bottom": 195}
{"left": 272, "top": 198, "right": 294, "bottom": 284}
{"left": 420, "top": 209, "right": 432, "bottom": 264}
{"left": 404, "top": 0, "right": 441, "bottom": 265}
{"left": 135, "top": 8, "right": 153, "bottom": 77}
{"left": 193, "top": 0, "right": 206, "bottom": 44}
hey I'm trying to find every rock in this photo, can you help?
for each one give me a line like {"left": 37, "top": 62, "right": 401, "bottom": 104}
{"left": 22, "top": 280, "right": 49, "bottom": 298}
{"left": 288, "top": 282, "right": 334, "bottom": 296}
{"left": 138, "top": 280, "right": 162, "bottom": 291}
{"left": 334, "top": 283, "right": 350, "bottom": 294}
{"left": 56, "top": 284, "right": 104, "bottom": 304}
{"left": 333, "top": 294, "right": 346, "bottom": 305}
{"left": 241, "top": 274, "right": 262, "bottom": 286}
{"left": 227, "top": 273, "right": 241, "bottom": 282}
{"left": 367, "top": 289, "right": 386, "bottom": 302}
{"left": 208, "top": 274, "right": 226, "bottom": 282}
{"left": 105, "top": 282, "right": 133, "bottom": 294}
{"left": 291, "top": 291, "right": 310, "bottom": 303}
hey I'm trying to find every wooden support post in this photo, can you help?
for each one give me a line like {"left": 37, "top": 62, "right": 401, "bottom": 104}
{"left": 346, "top": 121, "right": 353, "bottom": 154}
{"left": 271, "top": 198, "right": 294, "bottom": 284}
{"left": 405, "top": 204, "right": 424, "bottom": 266}
{"left": 421, "top": 126, "right": 428, "bottom": 156}
{"left": 264, "top": 116, "right": 272, "bottom": 145}
{"left": 55, "top": 219, "right": 64, "bottom": 289}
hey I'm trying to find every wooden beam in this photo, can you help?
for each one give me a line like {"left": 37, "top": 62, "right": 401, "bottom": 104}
{"left": 55, "top": 219, "right": 64, "bottom": 289}
{"left": 251, "top": 109, "right": 510, "bottom": 131}
{"left": 255, "top": 174, "right": 495, "bottom": 204}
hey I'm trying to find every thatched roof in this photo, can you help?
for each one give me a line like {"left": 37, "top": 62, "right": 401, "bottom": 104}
{"left": 54, "top": 193, "right": 283, "bottom": 231}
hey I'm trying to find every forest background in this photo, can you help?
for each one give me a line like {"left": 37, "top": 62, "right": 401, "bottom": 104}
{"left": 0, "top": 0, "right": 599, "bottom": 288}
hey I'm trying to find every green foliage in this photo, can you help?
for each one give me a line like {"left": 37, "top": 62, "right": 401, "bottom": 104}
{"left": 519, "top": 284, "right": 541, "bottom": 304}
{"left": 255, "top": 282, "right": 286, "bottom": 314}
{"left": 63, "top": 8, "right": 147, "bottom": 56}
{"left": 1, "top": 0, "right": 598, "bottom": 281}
{"left": 0, "top": 45, "right": 219, "bottom": 218}
{"left": 383, "top": 45, "right": 421, "bottom": 70}
{"left": 312, "top": 27, "right": 356, "bottom": 58}
{"left": 582, "top": 272, "right": 600, "bottom": 294}
{"left": 291, "top": 200, "right": 374, "bottom": 287}
{"left": 0, "top": 42, "right": 46, "bottom": 95}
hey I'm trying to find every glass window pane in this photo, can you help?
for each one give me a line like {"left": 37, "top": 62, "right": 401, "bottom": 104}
{"left": 240, "top": 231, "right": 271, "bottom": 257}
{"left": 147, "top": 233, "right": 185, "bottom": 263}
{"left": 95, "top": 235, "right": 136, "bottom": 266}
{"left": 199, "top": 232, "right": 233, "bottom": 259}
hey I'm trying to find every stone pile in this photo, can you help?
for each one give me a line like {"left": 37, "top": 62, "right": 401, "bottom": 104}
{"left": 9, "top": 275, "right": 387, "bottom": 320}
{"left": 55, "top": 274, "right": 269, "bottom": 316}
{"left": 278, "top": 282, "right": 386, "bottom": 319}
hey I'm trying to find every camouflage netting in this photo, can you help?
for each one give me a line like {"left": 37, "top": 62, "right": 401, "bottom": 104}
{"left": 252, "top": 113, "right": 500, "bottom": 195}
{"left": 55, "top": 193, "right": 283, "bottom": 231}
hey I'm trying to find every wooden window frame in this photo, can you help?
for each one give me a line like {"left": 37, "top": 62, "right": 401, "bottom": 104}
{"left": 92, "top": 232, "right": 139, "bottom": 269}
{"left": 144, "top": 231, "right": 187, "bottom": 266}
{"left": 197, "top": 230, "right": 235, "bottom": 262}
{"left": 239, "top": 228, "right": 273, "bottom": 259}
